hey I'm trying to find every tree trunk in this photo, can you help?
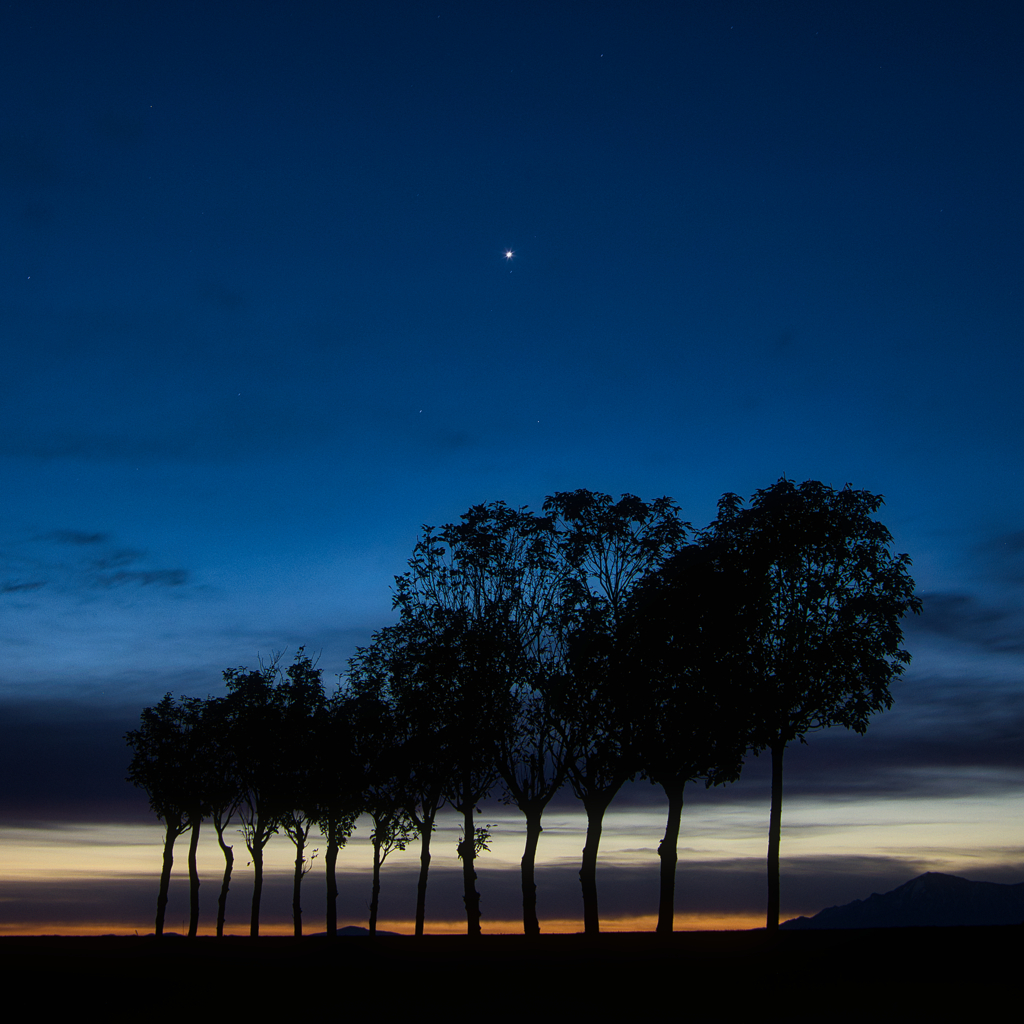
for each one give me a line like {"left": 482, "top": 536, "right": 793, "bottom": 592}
{"left": 766, "top": 740, "right": 785, "bottom": 933}
{"left": 214, "top": 820, "right": 233, "bottom": 938}
{"left": 250, "top": 835, "right": 264, "bottom": 938}
{"left": 520, "top": 804, "right": 543, "bottom": 937}
{"left": 579, "top": 795, "right": 613, "bottom": 936}
{"left": 291, "top": 830, "right": 305, "bottom": 937}
{"left": 325, "top": 828, "right": 339, "bottom": 938}
{"left": 155, "top": 815, "right": 181, "bottom": 937}
{"left": 414, "top": 811, "right": 434, "bottom": 937}
{"left": 187, "top": 814, "right": 201, "bottom": 938}
{"left": 656, "top": 782, "right": 684, "bottom": 934}
{"left": 369, "top": 838, "right": 382, "bottom": 937}
{"left": 461, "top": 797, "right": 481, "bottom": 937}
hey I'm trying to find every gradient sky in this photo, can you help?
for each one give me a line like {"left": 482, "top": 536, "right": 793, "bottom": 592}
{"left": 2, "top": 1, "right": 1023, "bottom": 934}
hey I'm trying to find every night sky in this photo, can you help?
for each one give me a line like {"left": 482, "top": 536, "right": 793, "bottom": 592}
{"left": 2, "top": 1, "right": 1023, "bottom": 934}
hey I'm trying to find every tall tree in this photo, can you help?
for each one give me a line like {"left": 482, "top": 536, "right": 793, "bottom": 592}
{"left": 486, "top": 509, "right": 573, "bottom": 936}
{"left": 126, "top": 694, "right": 195, "bottom": 936}
{"left": 392, "top": 503, "right": 537, "bottom": 935}
{"left": 544, "top": 490, "right": 688, "bottom": 935}
{"left": 405, "top": 501, "right": 573, "bottom": 936}
{"left": 706, "top": 479, "right": 921, "bottom": 932}
{"left": 622, "top": 541, "right": 752, "bottom": 932}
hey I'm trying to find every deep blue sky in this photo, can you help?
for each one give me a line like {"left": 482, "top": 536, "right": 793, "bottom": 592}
{"left": 2, "top": 1, "right": 1023, "bottom": 930}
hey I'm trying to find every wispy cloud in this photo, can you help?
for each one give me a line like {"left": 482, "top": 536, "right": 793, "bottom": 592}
{"left": 94, "top": 569, "right": 188, "bottom": 588}
{"left": 1, "top": 581, "right": 45, "bottom": 594}
{"left": 906, "top": 591, "right": 1024, "bottom": 655}
{"left": 41, "top": 531, "right": 110, "bottom": 545}
{"left": 2, "top": 529, "right": 191, "bottom": 600}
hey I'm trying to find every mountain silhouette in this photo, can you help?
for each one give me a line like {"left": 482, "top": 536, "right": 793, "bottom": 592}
{"left": 781, "top": 872, "right": 1024, "bottom": 929}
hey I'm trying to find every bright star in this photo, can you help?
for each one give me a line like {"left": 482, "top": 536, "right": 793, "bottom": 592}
{"left": 504, "top": 250, "right": 514, "bottom": 260}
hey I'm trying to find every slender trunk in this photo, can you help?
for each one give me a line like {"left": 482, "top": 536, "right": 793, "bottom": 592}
{"left": 520, "top": 805, "right": 543, "bottom": 937}
{"left": 369, "top": 838, "right": 382, "bottom": 937}
{"left": 250, "top": 823, "right": 264, "bottom": 937}
{"left": 187, "top": 814, "right": 201, "bottom": 938}
{"left": 414, "top": 810, "right": 435, "bottom": 937}
{"left": 656, "top": 782, "right": 685, "bottom": 934}
{"left": 291, "top": 829, "right": 305, "bottom": 938}
{"left": 766, "top": 740, "right": 785, "bottom": 934}
{"left": 214, "top": 820, "right": 233, "bottom": 938}
{"left": 325, "top": 827, "right": 339, "bottom": 938}
{"left": 462, "top": 798, "right": 481, "bottom": 937}
{"left": 155, "top": 815, "right": 181, "bottom": 937}
{"left": 579, "top": 794, "right": 613, "bottom": 936}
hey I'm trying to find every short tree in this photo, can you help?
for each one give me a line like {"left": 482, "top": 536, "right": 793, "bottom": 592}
{"left": 350, "top": 690, "right": 419, "bottom": 936}
{"left": 222, "top": 657, "right": 287, "bottom": 938}
{"left": 126, "top": 694, "right": 198, "bottom": 936}
{"left": 311, "top": 691, "right": 362, "bottom": 938}
{"left": 277, "top": 649, "right": 328, "bottom": 938}
{"left": 196, "top": 696, "right": 242, "bottom": 937}
{"left": 349, "top": 622, "right": 448, "bottom": 937}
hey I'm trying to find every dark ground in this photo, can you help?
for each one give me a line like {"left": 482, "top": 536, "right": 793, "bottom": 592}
{"left": 2, "top": 928, "right": 1019, "bottom": 1007}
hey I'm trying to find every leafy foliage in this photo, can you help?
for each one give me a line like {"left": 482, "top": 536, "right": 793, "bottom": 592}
{"left": 708, "top": 478, "right": 921, "bottom": 744}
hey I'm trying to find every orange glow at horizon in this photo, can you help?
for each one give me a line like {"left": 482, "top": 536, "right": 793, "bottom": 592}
{"left": 0, "top": 912, "right": 764, "bottom": 937}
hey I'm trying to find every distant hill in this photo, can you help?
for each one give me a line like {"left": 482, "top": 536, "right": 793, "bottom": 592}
{"left": 781, "top": 872, "right": 1024, "bottom": 929}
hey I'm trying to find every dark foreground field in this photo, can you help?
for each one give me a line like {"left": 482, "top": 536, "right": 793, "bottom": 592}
{"left": 3, "top": 928, "right": 1019, "bottom": 1007}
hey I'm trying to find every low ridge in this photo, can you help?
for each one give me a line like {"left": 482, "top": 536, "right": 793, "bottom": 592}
{"left": 782, "top": 872, "right": 1024, "bottom": 929}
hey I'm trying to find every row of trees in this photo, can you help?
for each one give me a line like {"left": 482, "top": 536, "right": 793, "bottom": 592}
{"left": 127, "top": 479, "right": 920, "bottom": 937}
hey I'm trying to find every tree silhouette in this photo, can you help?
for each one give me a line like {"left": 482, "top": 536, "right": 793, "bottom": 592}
{"left": 481, "top": 507, "right": 572, "bottom": 936}
{"left": 312, "top": 690, "right": 361, "bottom": 938}
{"left": 706, "top": 479, "right": 921, "bottom": 932}
{"left": 429, "top": 608, "right": 505, "bottom": 936}
{"left": 349, "top": 621, "right": 447, "bottom": 936}
{"left": 126, "top": 693, "right": 197, "bottom": 936}
{"left": 623, "top": 541, "right": 751, "bottom": 932}
{"left": 389, "top": 503, "right": 569, "bottom": 937}
{"left": 544, "top": 490, "right": 688, "bottom": 935}
{"left": 348, "top": 689, "right": 419, "bottom": 936}
{"left": 392, "top": 504, "right": 537, "bottom": 935}
{"left": 275, "top": 649, "right": 328, "bottom": 937}
{"left": 195, "top": 695, "right": 243, "bottom": 937}
{"left": 222, "top": 657, "right": 287, "bottom": 938}
{"left": 178, "top": 696, "right": 210, "bottom": 938}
